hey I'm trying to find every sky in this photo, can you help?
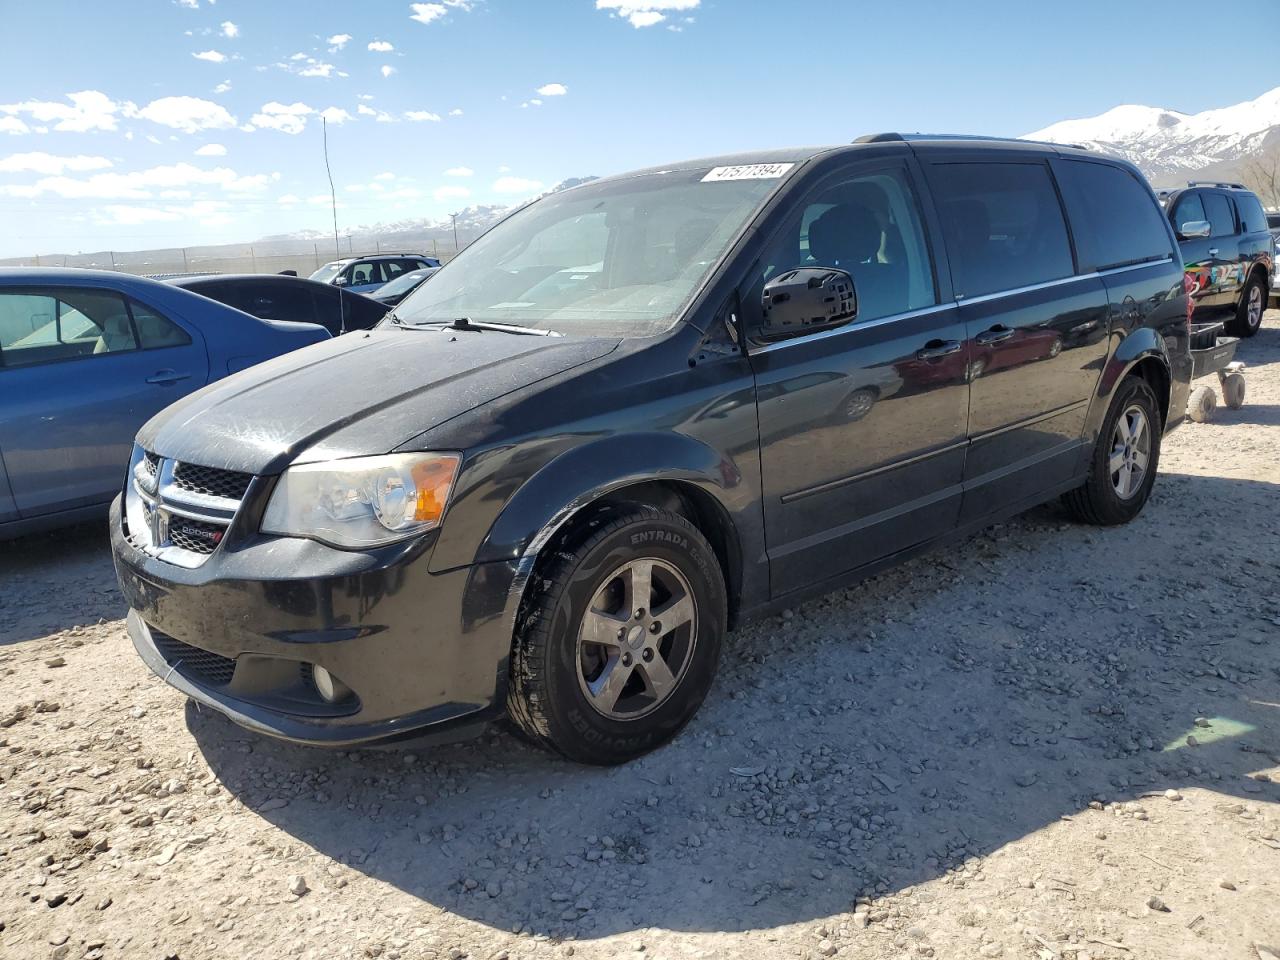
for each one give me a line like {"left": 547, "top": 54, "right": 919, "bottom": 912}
{"left": 0, "top": 0, "right": 1273, "bottom": 258}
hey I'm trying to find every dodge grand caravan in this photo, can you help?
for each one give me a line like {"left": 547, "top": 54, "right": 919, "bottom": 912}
{"left": 112, "top": 136, "right": 1192, "bottom": 765}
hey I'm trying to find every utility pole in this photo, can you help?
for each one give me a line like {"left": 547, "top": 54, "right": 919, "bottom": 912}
{"left": 451, "top": 213, "right": 459, "bottom": 253}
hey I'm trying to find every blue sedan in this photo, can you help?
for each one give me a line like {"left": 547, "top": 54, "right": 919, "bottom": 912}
{"left": 0, "top": 268, "right": 330, "bottom": 538}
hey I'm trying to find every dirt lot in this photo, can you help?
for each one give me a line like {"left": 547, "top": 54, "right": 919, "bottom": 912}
{"left": 2, "top": 317, "right": 1278, "bottom": 960}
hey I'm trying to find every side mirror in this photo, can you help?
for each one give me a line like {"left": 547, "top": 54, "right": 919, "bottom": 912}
{"left": 333, "top": 274, "right": 349, "bottom": 286}
{"left": 1179, "top": 220, "right": 1212, "bottom": 240}
{"left": 759, "top": 267, "right": 857, "bottom": 341}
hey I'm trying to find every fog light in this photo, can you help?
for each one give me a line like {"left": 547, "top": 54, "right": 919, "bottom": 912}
{"left": 312, "top": 665, "right": 349, "bottom": 703}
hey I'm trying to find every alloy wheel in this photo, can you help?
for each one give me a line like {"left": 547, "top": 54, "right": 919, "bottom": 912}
{"left": 576, "top": 558, "right": 698, "bottom": 720}
{"left": 1248, "top": 284, "right": 1263, "bottom": 327}
{"left": 1109, "top": 405, "right": 1151, "bottom": 500}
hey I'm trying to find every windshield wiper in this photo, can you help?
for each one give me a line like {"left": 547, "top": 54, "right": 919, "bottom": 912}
{"left": 395, "top": 316, "right": 562, "bottom": 337}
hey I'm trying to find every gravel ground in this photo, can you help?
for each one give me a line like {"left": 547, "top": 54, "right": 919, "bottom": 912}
{"left": 2, "top": 316, "right": 1279, "bottom": 960}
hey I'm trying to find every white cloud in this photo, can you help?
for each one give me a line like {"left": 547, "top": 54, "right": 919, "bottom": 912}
{"left": 0, "top": 162, "right": 273, "bottom": 201}
{"left": 0, "top": 117, "right": 31, "bottom": 135}
{"left": 433, "top": 185, "right": 470, "bottom": 201}
{"left": 0, "top": 152, "right": 112, "bottom": 175}
{"left": 136, "top": 96, "right": 236, "bottom": 134}
{"left": 193, "top": 49, "right": 227, "bottom": 63}
{"left": 444, "top": 166, "right": 473, "bottom": 177}
{"left": 327, "top": 33, "right": 352, "bottom": 49}
{"left": 358, "top": 93, "right": 375, "bottom": 101}
{"left": 357, "top": 104, "right": 397, "bottom": 122}
{"left": 214, "top": 81, "right": 232, "bottom": 94}
{"left": 381, "top": 65, "right": 396, "bottom": 78}
{"left": 409, "top": 1, "right": 474, "bottom": 25}
{"left": 536, "top": 83, "right": 567, "bottom": 97}
{"left": 276, "top": 56, "right": 339, "bottom": 78}
{"left": 374, "top": 171, "right": 396, "bottom": 180}
{"left": 492, "top": 175, "right": 543, "bottom": 194}
{"left": 250, "top": 101, "right": 314, "bottom": 135}
{"left": 368, "top": 40, "right": 395, "bottom": 52}
{"left": 405, "top": 110, "right": 441, "bottom": 122}
{"left": 95, "top": 199, "right": 233, "bottom": 228}
{"left": 194, "top": 143, "right": 228, "bottom": 157}
{"left": 448, "top": 108, "right": 463, "bottom": 116}
{"left": 220, "top": 20, "right": 239, "bottom": 38}
{"left": 595, "top": 0, "right": 698, "bottom": 28}
{"left": 319, "top": 107, "right": 352, "bottom": 124}
{"left": 176, "top": 0, "right": 198, "bottom": 8}
{"left": 300, "top": 61, "right": 337, "bottom": 78}
{"left": 0, "top": 90, "right": 133, "bottom": 134}
{"left": 277, "top": 193, "right": 300, "bottom": 204}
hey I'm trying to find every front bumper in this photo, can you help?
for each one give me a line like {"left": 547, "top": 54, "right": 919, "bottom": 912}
{"left": 110, "top": 497, "right": 520, "bottom": 747}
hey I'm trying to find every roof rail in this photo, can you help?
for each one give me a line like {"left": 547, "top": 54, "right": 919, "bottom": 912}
{"left": 1187, "top": 180, "right": 1248, "bottom": 190}
{"left": 853, "top": 132, "right": 1090, "bottom": 150}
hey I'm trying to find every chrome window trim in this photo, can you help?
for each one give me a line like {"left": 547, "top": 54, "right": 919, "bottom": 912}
{"left": 748, "top": 257, "right": 1174, "bottom": 355}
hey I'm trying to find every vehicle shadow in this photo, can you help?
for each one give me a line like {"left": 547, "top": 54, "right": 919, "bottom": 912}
{"left": 190, "top": 471, "right": 1280, "bottom": 939}
{"left": 0, "top": 520, "right": 124, "bottom": 646}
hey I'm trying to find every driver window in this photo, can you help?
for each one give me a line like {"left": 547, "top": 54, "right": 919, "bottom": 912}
{"left": 745, "top": 167, "right": 936, "bottom": 334}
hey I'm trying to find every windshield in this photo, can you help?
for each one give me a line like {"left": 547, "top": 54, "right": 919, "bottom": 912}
{"left": 393, "top": 167, "right": 790, "bottom": 336}
{"left": 310, "top": 262, "right": 345, "bottom": 283}
{"left": 379, "top": 267, "right": 437, "bottom": 299}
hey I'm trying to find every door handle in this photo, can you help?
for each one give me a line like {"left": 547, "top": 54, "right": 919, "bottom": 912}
{"left": 146, "top": 369, "right": 191, "bottom": 385}
{"left": 915, "top": 339, "right": 962, "bottom": 361}
{"left": 974, "top": 326, "right": 1016, "bottom": 345}
{"left": 1208, "top": 248, "right": 1219, "bottom": 256}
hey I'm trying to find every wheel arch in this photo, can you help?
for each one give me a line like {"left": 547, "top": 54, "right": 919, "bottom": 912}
{"left": 1093, "top": 328, "right": 1174, "bottom": 435}
{"left": 477, "top": 432, "right": 750, "bottom": 629}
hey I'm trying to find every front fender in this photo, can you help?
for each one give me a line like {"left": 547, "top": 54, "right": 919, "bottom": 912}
{"left": 472, "top": 431, "right": 745, "bottom": 567}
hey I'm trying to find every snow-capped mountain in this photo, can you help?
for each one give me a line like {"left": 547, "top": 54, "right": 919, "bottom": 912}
{"left": 1025, "top": 86, "right": 1280, "bottom": 186}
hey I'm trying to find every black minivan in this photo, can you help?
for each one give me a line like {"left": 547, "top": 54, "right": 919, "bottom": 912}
{"left": 112, "top": 136, "right": 1192, "bottom": 764}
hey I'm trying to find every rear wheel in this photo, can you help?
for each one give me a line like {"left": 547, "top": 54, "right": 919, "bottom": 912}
{"left": 1226, "top": 273, "right": 1265, "bottom": 338}
{"left": 1062, "top": 376, "right": 1162, "bottom": 525}
{"left": 508, "top": 505, "right": 726, "bottom": 765}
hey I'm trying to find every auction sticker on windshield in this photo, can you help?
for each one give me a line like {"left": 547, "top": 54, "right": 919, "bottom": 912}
{"left": 701, "top": 163, "right": 795, "bottom": 182}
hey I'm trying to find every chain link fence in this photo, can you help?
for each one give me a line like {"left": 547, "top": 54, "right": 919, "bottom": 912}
{"left": 1, "top": 236, "right": 462, "bottom": 278}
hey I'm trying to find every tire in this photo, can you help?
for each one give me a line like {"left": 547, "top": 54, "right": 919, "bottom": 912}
{"left": 508, "top": 504, "right": 726, "bottom": 765}
{"left": 1221, "top": 372, "right": 1246, "bottom": 410}
{"left": 1187, "top": 384, "right": 1216, "bottom": 423}
{"left": 1062, "top": 376, "right": 1163, "bottom": 526}
{"left": 1226, "top": 273, "right": 1265, "bottom": 338}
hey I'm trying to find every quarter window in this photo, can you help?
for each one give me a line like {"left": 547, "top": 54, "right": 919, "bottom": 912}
{"left": 1055, "top": 160, "right": 1173, "bottom": 271}
{"left": 1204, "top": 193, "right": 1236, "bottom": 238}
{"left": 129, "top": 299, "right": 191, "bottom": 349}
{"left": 1234, "top": 193, "right": 1268, "bottom": 234}
{"left": 930, "top": 162, "right": 1075, "bottom": 298}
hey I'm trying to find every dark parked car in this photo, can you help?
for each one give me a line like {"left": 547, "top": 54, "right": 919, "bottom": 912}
{"left": 1159, "top": 181, "right": 1273, "bottom": 336}
{"left": 369, "top": 267, "right": 440, "bottom": 307}
{"left": 0, "top": 268, "right": 329, "bottom": 539}
{"left": 310, "top": 254, "right": 441, "bottom": 295}
{"left": 167, "top": 273, "right": 388, "bottom": 336}
{"left": 112, "top": 137, "right": 1191, "bottom": 764}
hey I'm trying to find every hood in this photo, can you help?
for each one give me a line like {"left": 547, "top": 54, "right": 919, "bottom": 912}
{"left": 138, "top": 327, "right": 619, "bottom": 475}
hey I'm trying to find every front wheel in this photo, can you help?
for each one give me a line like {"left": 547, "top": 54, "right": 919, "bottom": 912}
{"left": 1226, "top": 273, "right": 1265, "bottom": 338}
{"left": 1062, "top": 376, "right": 1163, "bottom": 525}
{"left": 508, "top": 505, "right": 726, "bottom": 765}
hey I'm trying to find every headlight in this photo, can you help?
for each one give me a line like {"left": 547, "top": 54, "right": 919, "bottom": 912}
{"left": 261, "top": 453, "right": 461, "bottom": 549}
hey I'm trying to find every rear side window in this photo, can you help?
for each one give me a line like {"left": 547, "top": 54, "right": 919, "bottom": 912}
{"left": 0, "top": 289, "right": 138, "bottom": 367}
{"left": 1233, "top": 192, "right": 1268, "bottom": 234}
{"left": 1204, "top": 193, "right": 1236, "bottom": 237}
{"left": 242, "top": 284, "right": 317, "bottom": 325}
{"left": 929, "top": 162, "right": 1074, "bottom": 298}
{"left": 1054, "top": 160, "right": 1173, "bottom": 271}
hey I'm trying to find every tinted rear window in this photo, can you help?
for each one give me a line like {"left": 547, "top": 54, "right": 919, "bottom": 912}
{"left": 1233, "top": 192, "right": 1269, "bottom": 234}
{"left": 1204, "top": 193, "right": 1236, "bottom": 237}
{"left": 1055, "top": 160, "right": 1173, "bottom": 271}
{"left": 929, "top": 162, "right": 1075, "bottom": 298}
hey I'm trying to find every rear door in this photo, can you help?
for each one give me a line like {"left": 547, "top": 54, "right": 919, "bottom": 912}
{"left": 921, "top": 153, "right": 1110, "bottom": 520}
{"left": 0, "top": 286, "right": 208, "bottom": 516}
{"left": 1202, "top": 191, "right": 1242, "bottom": 305}
{"left": 748, "top": 155, "right": 970, "bottom": 596}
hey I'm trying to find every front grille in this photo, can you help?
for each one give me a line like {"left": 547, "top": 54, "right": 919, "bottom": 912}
{"left": 167, "top": 516, "right": 225, "bottom": 555}
{"left": 141, "top": 451, "right": 160, "bottom": 484}
{"left": 151, "top": 630, "right": 237, "bottom": 687}
{"left": 172, "top": 462, "right": 253, "bottom": 501}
